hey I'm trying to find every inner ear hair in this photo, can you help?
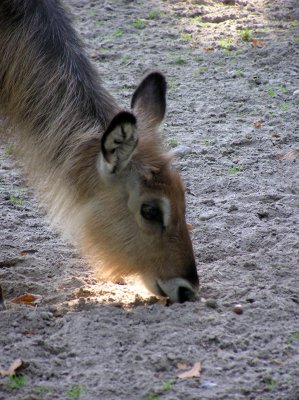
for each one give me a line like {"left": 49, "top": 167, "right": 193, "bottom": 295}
{"left": 102, "top": 112, "right": 136, "bottom": 148}
{"left": 99, "top": 111, "right": 138, "bottom": 175}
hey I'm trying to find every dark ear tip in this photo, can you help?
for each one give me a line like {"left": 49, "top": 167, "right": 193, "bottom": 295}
{"left": 144, "top": 71, "right": 167, "bottom": 93}
{"left": 131, "top": 71, "right": 167, "bottom": 110}
{"left": 146, "top": 71, "right": 166, "bottom": 84}
{"left": 103, "top": 111, "right": 136, "bottom": 140}
{"left": 109, "top": 111, "right": 136, "bottom": 128}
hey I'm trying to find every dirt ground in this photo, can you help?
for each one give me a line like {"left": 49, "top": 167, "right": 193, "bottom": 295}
{"left": 1, "top": 0, "right": 299, "bottom": 399}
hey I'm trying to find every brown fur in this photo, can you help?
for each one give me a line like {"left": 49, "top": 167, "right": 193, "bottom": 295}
{"left": 0, "top": 0, "right": 199, "bottom": 302}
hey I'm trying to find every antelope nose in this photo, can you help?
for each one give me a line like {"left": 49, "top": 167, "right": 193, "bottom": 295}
{"left": 157, "top": 277, "right": 198, "bottom": 303}
{"left": 178, "top": 286, "right": 196, "bottom": 303}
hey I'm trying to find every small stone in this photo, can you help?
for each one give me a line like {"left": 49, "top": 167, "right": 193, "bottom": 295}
{"left": 41, "top": 311, "right": 53, "bottom": 320}
{"left": 257, "top": 211, "right": 269, "bottom": 220}
{"left": 201, "top": 199, "right": 215, "bottom": 206}
{"left": 167, "top": 353, "right": 177, "bottom": 361}
{"left": 232, "top": 304, "right": 243, "bottom": 314}
{"left": 3, "top": 192, "right": 10, "bottom": 201}
{"left": 89, "top": 51, "right": 98, "bottom": 59}
{"left": 227, "top": 204, "right": 238, "bottom": 213}
{"left": 206, "top": 298, "right": 217, "bottom": 309}
{"left": 243, "top": 262, "right": 257, "bottom": 270}
{"left": 202, "top": 14, "right": 236, "bottom": 23}
{"left": 48, "top": 305, "right": 58, "bottom": 313}
{"left": 199, "top": 212, "right": 217, "bottom": 221}
{"left": 293, "top": 89, "right": 299, "bottom": 97}
{"left": 200, "top": 380, "right": 218, "bottom": 388}
{"left": 78, "top": 297, "right": 86, "bottom": 305}
{"left": 173, "top": 145, "right": 192, "bottom": 157}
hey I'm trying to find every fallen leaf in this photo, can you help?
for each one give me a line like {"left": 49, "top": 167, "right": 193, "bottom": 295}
{"left": 89, "top": 51, "right": 98, "bottom": 59}
{"left": 277, "top": 150, "right": 299, "bottom": 160}
{"left": 11, "top": 293, "right": 42, "bottom": 306}
{"left": 254, "top": 121, "right": 262, "bottom": 128}
{"left": 204, "top": 47, "right": 215, "bottom": 52}
{"left": 252, "top": 39, "right": 265, "bottom": 48}
{"left": 186, "top": 223, "right": 194, "bottom": 231}
{"left": 19, "top": 249, "right": 38, "bottom": 256}
{"left": 0, "top": 359, "right": 23, "bottom": 377}
{"left": 176, "top": 363, "right": 189, "bottom": 370}
{"left": 177, "top": 362, "right": 201, "bottom": 379}
{"left": 271, "top": 133, "right": 280, "bottom": 138}
{"left": 22, "top": 329, "right": 38, "bottom": 336}
{"left": 270, "top": 358, "right": 283, "bottom": 365}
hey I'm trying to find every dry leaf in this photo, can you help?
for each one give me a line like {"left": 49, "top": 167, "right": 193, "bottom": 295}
{"left": 204, "top": 47, "right": 215, "bottom": 52}
{"left": 89, "top": 51, "right": 98, "bottom": 59}
{"left": 176, "top": 363, "right": 189, "bottom": 370}
{"left": 270, "top": 358, "right": 283, "bottom": 365}
{"left": 11, "top": 293, "right": 42, "bottom": 306}
{"left": 252, "top": 39, "right": 265, "bottom": 48}
{"left": 254, "top": 121, "right": 262, "bottom": 128}
{"left": 22, "top": 329, "right": 38, "bottom": 337}
{"left": 19, "top": 249, "right": 37, "bottom": 256}
{"left": 177, "top": 362, "right": 201, "bottom": 379}
{"left": 277, "top": 150, "right": 299, "bottom": 160}
{"left": 186, "top": 223, "right": 194, "bottom": 231}
{"left": 0, "top": 359, "right": 23, "bottom": 377}
{"left": 271, "top": 133, "right": 280, "bottom": 138}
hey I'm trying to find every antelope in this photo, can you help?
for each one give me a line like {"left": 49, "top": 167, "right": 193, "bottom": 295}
{"left": 0, "top": 0, "right": 199, "bottom": 303}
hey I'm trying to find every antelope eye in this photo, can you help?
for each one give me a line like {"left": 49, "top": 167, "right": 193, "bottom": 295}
{"left": 141, "top": 202, "right": 163, "bottom": 224}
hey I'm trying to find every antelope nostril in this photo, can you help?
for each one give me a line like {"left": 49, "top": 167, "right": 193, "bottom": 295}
{"left": 156, "top": 278, "right": 198, "bottom": 303}
{"left": 178, "top": 286, "right": 196, "bottom": 303}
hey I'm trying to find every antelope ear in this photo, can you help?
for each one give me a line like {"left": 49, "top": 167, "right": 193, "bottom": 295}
{"left": 131, "top": 72, "right": 166, "bottom": 127}
{"left": 98, "top": 111, "right": 137, "bottom": 178}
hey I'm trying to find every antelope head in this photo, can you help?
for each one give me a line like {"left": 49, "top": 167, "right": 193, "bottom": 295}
{"left": 90, "top": 72, "right": 199, "bottom": 303}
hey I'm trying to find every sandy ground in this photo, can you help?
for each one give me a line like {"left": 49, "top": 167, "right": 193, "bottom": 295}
{"left": 1, "top": 0, "right": 299, "bottom": 399}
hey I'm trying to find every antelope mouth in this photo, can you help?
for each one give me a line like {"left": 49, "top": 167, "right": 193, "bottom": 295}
{"left": 156, "top": 278, "right": 197, "bottom": 303}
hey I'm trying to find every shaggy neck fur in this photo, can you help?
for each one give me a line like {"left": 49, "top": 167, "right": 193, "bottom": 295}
{"left": 0, "top": 0, "right": 169, "bottom": 278}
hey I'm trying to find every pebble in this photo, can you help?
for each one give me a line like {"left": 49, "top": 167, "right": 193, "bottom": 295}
{"left": 232, "top": 304, "right": 243, "bottom": 314}
{"left": 41, "top": 311, "right": 53, "bottom": 321}
{"left": 206, "top": 298, "right": 218, "bottom": 309}
{"left": 78, "top": 297, "right": 86, "bottom": 305}
{"left": 201, "top": 199, "right": 216, "bottom": 206}
{"left": 167, "top": 353, "right": 177, "bottom": 361}
{"left": 222, "top": 0, "right": 235, "bottom": 4}
{"left": 48, "top": 305, "right": 58, "bottom": 313}
{"left": 202, "top": 14, "right": 236, "bottom": 23}
{"left": 173, "top": 145, "right": 192, "bottom": 157}
{"left": 200, "top": 380, "right": 218, "bottom": 388}
{"left": 199, "top": 148, "right": 208, "bottom": 155}
{"left": 293, "top": 89, "right": 299, "bottom": 97}
{"left": 199, "top": 212, "right": 217, "bottom": 221}
{"left": 243, "top": 262, "right": 257, "bottom": 270}
{"left": 227, "top": 204, "right": 238, "bottom": 213}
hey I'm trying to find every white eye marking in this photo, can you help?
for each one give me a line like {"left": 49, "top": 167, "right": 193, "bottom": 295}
{"left": 161, "top": 197, "right": 171, "bottom": 227}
